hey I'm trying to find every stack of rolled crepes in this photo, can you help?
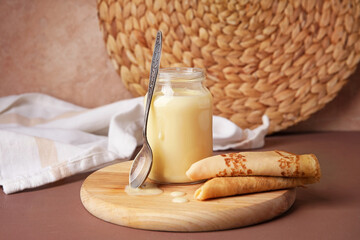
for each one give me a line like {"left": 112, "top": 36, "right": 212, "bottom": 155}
{"left": 186, "top": 150, "right": 321, "bottom": 200}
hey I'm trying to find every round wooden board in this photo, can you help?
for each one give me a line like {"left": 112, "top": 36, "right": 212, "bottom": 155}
{"left": 80, "top": 161, "right": 296, "bottom": 232}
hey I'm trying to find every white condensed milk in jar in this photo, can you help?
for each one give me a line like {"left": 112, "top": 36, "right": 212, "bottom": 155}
{"left": 147, "top": 67, "right": 213, "bottom": 183}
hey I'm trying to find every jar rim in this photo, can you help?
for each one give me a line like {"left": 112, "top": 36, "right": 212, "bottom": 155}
{"left": 158, "top": 67, "right": 205, "bottom": 82}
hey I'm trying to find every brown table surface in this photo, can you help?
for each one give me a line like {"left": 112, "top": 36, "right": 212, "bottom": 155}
{"left": 1, "top": 131, "right": 360, "bottom": 239}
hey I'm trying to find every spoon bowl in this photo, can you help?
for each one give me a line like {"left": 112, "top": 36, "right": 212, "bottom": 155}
{"left": 129, "top": 142, "right": 153, "bottom": 188}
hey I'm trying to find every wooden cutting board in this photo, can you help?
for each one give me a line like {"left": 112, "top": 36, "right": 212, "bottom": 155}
{"left": 80, "top": 161, "right": 296, "bottom": 232}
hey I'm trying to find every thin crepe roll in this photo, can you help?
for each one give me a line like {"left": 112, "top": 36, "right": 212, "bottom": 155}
{"left": 187, "top": 150, "right": 321, "bottom": 181}
{"left": 194, "top": 176, "right": 319, "bottom": 201}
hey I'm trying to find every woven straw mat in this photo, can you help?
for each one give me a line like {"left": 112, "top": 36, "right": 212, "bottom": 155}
{"left": 97, "top": 0, "right": 360, "bottom": 133}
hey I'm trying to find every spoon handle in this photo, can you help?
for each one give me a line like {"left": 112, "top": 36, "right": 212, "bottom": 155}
{"left": 143, "top": 31, "right": 162, "bottom": 139}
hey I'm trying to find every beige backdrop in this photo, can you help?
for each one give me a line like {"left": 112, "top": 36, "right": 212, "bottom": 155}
{"left": 1, "top": 0, "right": 359, "bottom": 132}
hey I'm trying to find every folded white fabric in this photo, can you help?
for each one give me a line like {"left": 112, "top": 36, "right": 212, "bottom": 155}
{"left": 0, "top": 93, "right": 269, "bottom": 194}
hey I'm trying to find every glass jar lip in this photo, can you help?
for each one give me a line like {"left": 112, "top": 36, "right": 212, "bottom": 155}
{"left": 158, "top": 67, "right": 205, "bottom": 82}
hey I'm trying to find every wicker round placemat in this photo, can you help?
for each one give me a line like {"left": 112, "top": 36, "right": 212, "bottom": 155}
{"left": 97, "top": 0, "right": 360, "bottom": 133}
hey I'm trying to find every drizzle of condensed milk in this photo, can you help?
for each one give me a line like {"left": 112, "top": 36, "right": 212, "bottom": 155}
{"left": 172, "top": 197, "right": 189, "bottom": 203}
{"left": 125, "top": 182, "right": 163, "bottom": 196}
{"left": 170, "top": 191, "right": 186, "bottom": 197}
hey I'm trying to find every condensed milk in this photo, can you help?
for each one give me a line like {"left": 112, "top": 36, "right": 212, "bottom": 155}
{"left": 170, "top": 191, "right": 186, "bottom": 197}
{"left": 125, "top": 182, "right": 163, "bottom": 196}
{"left": 172, "top": 197, "right": 189, "bottom": 203}
{"left": 147, "top": 68, "right": 213, "bottom": 183}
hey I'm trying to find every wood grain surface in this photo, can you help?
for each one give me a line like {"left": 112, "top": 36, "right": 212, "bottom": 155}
{"left": 80, "top": 161, "right": 296, "bottom": 232}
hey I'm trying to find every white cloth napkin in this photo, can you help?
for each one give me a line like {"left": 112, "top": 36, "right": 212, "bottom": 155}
{"left": 0, "top": 93, "right": 269, "bottom": 194}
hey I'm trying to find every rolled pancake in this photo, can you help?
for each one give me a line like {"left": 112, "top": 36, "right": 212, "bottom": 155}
{"left": 186, "top": 150, "right": 321, "bottom": 181}
{"left": 195, "top": 176, "right": 318, "bottom": 200}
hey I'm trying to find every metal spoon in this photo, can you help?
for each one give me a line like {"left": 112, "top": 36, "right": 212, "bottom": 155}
{"left": 129, "top": 31, "right": 162, "bottom": 188}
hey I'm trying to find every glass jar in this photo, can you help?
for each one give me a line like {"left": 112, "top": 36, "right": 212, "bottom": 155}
{"left": 147, "top": 67, "right": 213, "bottom": 183}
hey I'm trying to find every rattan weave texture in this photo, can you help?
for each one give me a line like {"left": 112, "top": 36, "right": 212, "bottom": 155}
{"left": 97, "top": 0, "right": 360, "bottom": 133}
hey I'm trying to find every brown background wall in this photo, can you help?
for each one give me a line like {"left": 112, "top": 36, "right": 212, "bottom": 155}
{"left": 0, "top": 0, "right": 132, "bottom": 107}
{"left": 1, "top": 0, "right": 359, "bottom": 132}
